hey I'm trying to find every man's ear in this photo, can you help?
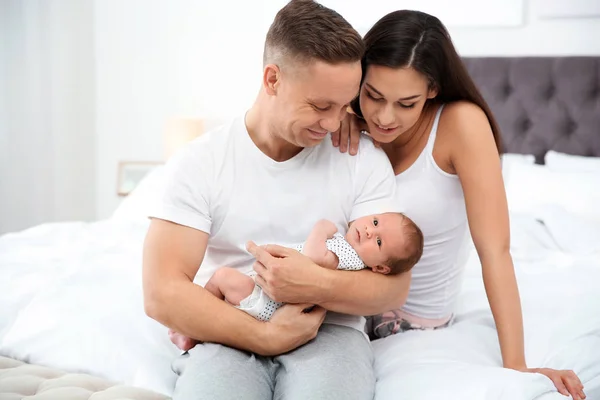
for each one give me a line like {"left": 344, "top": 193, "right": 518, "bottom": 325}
{"left": 373, "top": 265, "right": 391, "bottom": 275}
{"left": 263, "top": 64, "right": 281, "bottom": 96}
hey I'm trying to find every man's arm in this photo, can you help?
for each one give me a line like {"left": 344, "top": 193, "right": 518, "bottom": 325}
{"left": 248, "top": 242, "right": 411, "bottom": 316}
{"left": 317, "top": 268, "right": 411, "bottom": 315}
{"left": 143, "top": 218, "right": 326, "bottom": 356}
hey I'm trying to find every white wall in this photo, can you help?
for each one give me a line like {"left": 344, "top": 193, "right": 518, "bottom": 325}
{"left": 0, "top": 0, "right": 95, "bottom": 234}
{"left": 325, "top": 0, "right": 600, "bottom": 56}
{"left": 0, "top": 5, "right": 9, "bottom": 231}
{"left": 4, "top": 0, "right": 599, "bottom": 226}
{"left": 94, "top": 0, "right": 287, "bottom": 218}
{"left": 94, "top": 0, "right": 600, "bottom": 219}
{"left": 449, "top": 0, "right": 600, "bottom": 56}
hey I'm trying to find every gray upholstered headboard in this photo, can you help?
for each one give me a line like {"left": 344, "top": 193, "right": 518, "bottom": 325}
{"left": 462, "top": 57, "right": 600, "bottom": 163}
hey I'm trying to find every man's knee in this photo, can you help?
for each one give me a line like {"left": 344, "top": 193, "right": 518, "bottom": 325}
{"left": 172, "top": 343, "right": 275, "bottom": 400}
{"left": 173, "top": 342, "right": 249, "bottom": 375}
{"left": 275, "top": 325, "right": 375, "bottom": 400}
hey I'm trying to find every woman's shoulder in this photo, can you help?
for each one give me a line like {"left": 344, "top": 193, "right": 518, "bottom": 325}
{"left": 432, "top": 101, "right": 496, "bottom": 171}
{"left": 441, "top": 101, "right": 489, "bottom": 128}
{"left": 438, "top": 101, "right": 493, "bottom": 141}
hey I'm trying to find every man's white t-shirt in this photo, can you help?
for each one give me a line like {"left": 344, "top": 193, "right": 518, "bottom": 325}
{"left": 149, "top": 116, "right": 400, "bottom": 332}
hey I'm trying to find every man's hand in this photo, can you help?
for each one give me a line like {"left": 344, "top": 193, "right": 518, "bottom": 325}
{"left": 256, "top": 303, "right": 327, "bottom": 356}
{"left": 246, "top": 241, "right": 326, "bottom": 304}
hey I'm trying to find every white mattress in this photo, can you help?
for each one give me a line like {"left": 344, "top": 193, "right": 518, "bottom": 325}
{"left": 1, "top": 209, "right": 599, "bottom": 399}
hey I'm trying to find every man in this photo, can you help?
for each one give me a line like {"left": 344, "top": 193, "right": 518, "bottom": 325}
{"left": 142, "top": 1, "right": 410, "bottom": 398}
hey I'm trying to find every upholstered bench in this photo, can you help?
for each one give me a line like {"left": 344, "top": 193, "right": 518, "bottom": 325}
{"left": 0, "top": 356, "right": 169, "bottom": 400}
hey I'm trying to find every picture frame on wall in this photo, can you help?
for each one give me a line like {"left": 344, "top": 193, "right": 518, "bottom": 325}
{"left": 537, "top": 0, "right": 600, "bottom": 19}
{"left": 116, "top": 161, "right": 162, "bottom": 196}
{"left": 317, "top": 0, "right": 525, "bottom": 33}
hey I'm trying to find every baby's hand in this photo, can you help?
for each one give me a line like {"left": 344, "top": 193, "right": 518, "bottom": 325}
{"left": 315, "top": 219, "right": 338, "bottom": 237}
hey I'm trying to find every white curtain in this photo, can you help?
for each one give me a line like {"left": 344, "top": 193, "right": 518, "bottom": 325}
{"left": 0, "top": 0, "right": 95, "bottom": 234}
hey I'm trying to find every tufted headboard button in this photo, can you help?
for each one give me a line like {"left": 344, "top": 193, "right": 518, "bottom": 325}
{"left": 562, "top": 116, "right": 578, "bottom": 137}
{"left": 591, "top": 85, "right": 600, "bottom": 100}
{"left": 545, "top": 85, "right": 556, "bottom": 100}
{"left": 503, "top": 82, "right": 513, "bottom": 101}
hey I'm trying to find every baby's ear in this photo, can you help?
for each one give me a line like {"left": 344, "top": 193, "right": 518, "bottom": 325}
{"left": 373, "top": 265, "right": 391, "bottom": 275}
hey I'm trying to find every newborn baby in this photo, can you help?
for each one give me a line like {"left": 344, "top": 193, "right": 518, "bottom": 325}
{"left": 169, "top": 213, "right": 424, "bottom": 351}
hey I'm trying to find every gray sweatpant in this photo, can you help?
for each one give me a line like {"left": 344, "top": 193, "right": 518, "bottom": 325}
{"left": 171, "top": 324, "right": 375, "bottom": 400}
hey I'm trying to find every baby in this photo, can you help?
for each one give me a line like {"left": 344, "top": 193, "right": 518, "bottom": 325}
{"left": 169, "top": 212, "right": 424, "bottom": 351}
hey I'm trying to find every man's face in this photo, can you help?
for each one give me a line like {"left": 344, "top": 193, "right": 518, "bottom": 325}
{"left": 271, "top": 60, "right": 361, "bottom": 148}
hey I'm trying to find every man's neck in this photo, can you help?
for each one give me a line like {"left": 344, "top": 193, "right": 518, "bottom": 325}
{"left": 245, "top": 104, "right": 303, "bottom": 162}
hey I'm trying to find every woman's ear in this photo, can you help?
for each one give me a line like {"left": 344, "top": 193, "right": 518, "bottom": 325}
{"left": 427, "top": 84, "right": 438, "bottom": 99}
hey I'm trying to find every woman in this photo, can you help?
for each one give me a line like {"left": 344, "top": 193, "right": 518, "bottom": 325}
{"left": 331, "top": 10, "right": 585, "bottom": 400}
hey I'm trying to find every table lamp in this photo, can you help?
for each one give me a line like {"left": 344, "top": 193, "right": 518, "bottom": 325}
{"left": 163, "top": 118, "right": 204, "bottom": 160}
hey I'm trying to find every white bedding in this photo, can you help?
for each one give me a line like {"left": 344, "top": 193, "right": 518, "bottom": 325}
{"left": 1, "top": 210, "right": 599, "bottom": 399}
{"left": 0, "top": 220, "right": 181, "bottom": 396}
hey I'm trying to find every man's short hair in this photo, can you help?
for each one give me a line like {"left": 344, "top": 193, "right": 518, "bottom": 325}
{"left": 264, "top": 0, "right": 364, "bottom": 68}
{"left": 386, "top": 214, "right": 424, "bottom": 275}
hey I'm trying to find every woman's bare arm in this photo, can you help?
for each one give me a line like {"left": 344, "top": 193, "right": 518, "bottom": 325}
{"left": 448, "top": 101, "right": 584, "bottom": 399}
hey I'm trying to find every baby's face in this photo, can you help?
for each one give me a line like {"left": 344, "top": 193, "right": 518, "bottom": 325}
{"left": 345, "top": 213, "right": 406, "bottom": 272}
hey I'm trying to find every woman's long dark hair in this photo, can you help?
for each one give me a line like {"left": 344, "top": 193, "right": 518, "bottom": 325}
{"left": 351, "top": 10, "right": 502, "bottom": 153}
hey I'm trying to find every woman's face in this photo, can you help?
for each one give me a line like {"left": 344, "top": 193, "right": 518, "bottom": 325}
{"left": 359, "top": 65, "right": 437, "bottom": 143}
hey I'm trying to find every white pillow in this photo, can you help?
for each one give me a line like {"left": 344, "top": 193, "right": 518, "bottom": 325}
{"left": 535, "top": 204, "right": 600, "bottom": 255}
{"left": 111, "top": 165, "right": 166, "bottom": 222}
{"left": 505, "top": 163, "right": 600, "bottom": 222}
{"left": 545, "top": 150, "right": 600, "bottom": 173}
{"left": 502, "top": 153, "right": 536, "bottom": 164}
{"left": 501, "top": 153, "right": 536, "bottom": 185}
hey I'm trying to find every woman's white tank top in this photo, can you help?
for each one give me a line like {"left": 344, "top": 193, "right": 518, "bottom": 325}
{"left": 395, "top": 104, "right": 471, "bottom": 321}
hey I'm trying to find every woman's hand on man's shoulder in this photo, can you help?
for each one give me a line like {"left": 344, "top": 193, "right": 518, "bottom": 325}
{"left": 331, "top": 111, "right": 377, "bottom": 156}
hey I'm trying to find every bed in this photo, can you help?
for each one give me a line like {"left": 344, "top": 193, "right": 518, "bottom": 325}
{"left": 1, "top": 56, "right": 599, "bottom": 400}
